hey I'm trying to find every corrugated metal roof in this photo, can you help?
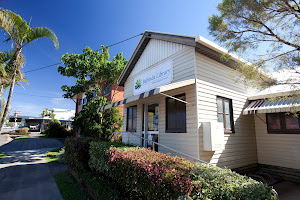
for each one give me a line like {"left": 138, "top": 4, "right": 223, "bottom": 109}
{"left": 243, "top": 98, "right": 300, "bottom": 115}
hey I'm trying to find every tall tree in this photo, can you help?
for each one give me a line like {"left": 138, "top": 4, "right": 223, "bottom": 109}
{"left": 208, "top": 0, "right": 300, "bottom": 88}
{"left": 0, "top": 9, "right": 59, "bottom": 131}
{"left": 58, "top": 46, "right": 126, "bottom": 138}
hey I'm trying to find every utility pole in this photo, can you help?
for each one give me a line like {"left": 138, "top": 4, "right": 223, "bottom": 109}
{"left": 13, "top": 110, "right": 21, "bottom": 131}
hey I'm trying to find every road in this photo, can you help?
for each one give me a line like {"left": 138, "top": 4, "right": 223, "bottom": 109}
{"left": 0, "top": 136, "right": 64, "bottom": 200}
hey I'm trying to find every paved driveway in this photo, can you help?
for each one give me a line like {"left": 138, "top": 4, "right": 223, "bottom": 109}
{"left": 0, "top": 137, "right": 64, "bottom": 200}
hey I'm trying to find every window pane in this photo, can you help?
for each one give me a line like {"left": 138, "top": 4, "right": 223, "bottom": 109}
{"left": 267, "top": 113, "right": 281, "bottom": 130}
{"left": 217, "top": 98, "right": 223, "bottom": 113}
{"left": 217, "top": 114, "right": 223, "bottom": 123}
{"left": 127, "top": 118, "right": 132, "bottom": 131}
{"left": 128, "top": 108, "right": 132, "bottom": 119}
{"left": 177, "top": 101, "right": 186, "bottom": 131}
{"left": 166, "top": 94, "right": 186, "bottom": 132}
{"left": 132, "top": 107, "right": 137, "bottom": 131}
{"left": 167, "top": 98, "right": 177, "bottom": 130}
{"left": 285, "top": 114, "right": 300, "bottom": 129}
{"left": 225, "top": 115, "right": 231, "bottom": 129}
{"left": 224, "top": 100, "right": 230, "bottom": 114}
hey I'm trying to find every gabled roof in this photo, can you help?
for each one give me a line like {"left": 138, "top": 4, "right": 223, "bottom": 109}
{"left": 118, "top": 31, "right": 244, "bottom": 86}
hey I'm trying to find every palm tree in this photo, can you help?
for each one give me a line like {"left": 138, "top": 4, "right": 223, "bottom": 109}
{"left": 0, "top": 9, "right": 59, "bottom": 131}
{"left": 0, "top": 50, "right": 13, "bottom": 120}
{"left": 40, "top": 108, "right": 55, "bottom": 119}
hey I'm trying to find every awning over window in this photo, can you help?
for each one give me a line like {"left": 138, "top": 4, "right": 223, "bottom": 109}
{"left": 98, "top": 79, "right": 196, "bottom": 111}
{"left": 243, "top": 98, "right": 300, "bottom": 115}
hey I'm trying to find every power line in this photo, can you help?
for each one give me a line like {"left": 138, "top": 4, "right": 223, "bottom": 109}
{"left": 14, "top": 92, "right": 63, "bottom": 99}
{"left": 23, "top": 33, "right": 143, "bottom": 74}
{"left": 23, "top": 62, "right": 62, "bottom": 73}
{"left": 103, "top": 33, "right": 143, "bottom": 48}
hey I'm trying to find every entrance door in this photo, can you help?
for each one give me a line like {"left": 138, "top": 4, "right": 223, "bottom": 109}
{"left": 142, "top": 103, "right": 159, "bottom": 151}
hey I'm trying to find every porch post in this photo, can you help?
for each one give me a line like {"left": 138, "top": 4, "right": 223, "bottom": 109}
{"left": 143, "top": 104, "right": 148, "bottom": 148}
{"left": 140, "top": 104, "right": 144, "bottom": 146}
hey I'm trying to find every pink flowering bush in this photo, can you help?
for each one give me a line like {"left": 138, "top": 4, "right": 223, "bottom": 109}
{"left": 89, "top": 141, "right": 275, "bottom": 200}
{"left": 89, "top": 142, "right": 193, "bottom": 199}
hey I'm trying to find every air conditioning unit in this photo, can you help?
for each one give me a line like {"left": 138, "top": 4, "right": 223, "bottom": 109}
{"left": 202, "top": 121, "right": 224, "bottom": 151}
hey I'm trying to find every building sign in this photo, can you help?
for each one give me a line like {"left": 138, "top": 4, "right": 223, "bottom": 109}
{"left": 133, "top": 60, "right": 173, "bottom": 95}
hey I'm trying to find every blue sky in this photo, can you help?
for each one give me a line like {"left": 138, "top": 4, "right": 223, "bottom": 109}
{"left": 0, "top": 0, "right": 222, "bottom": 117}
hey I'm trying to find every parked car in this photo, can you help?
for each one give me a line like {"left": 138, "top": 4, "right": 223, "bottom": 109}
{"left": 30, "top": 125, "right": 38, "bottom": 130}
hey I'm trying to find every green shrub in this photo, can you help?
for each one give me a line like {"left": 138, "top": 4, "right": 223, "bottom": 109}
{"left": 15, "top": 127, "right": 29, "bottom": 134}
{"left": 65, "top": 137, "right": 101, "bottom": 171}
{"left": 188, "top": 164, "right": 275, "bottom": 200}
{"left": 44, "top": 120, "right": 71, "bottom": 138}
{"left": 89, "top": 142, "right": 193, "bottom": 199}
{"left": 74, "top": 169, "right": 126, "bottom": 200}
{"left": 89, "top": 142, "right": 275, "bottom": 200}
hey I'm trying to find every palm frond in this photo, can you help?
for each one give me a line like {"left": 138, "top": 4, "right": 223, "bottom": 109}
{"left": 25, "top": 27, "right": 59, "bottom": 49}
{"left": 0, "top": 8, "right": 30, "bottom": 45}
{"left": 0, "top": 50, "right": 15, "bottom": 64}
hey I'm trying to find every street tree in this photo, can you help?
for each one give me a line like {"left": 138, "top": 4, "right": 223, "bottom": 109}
{"left": 208, "top": 0, "right": 300, "bottom": 88}
{"left": 58, "top": 46, "right": 126, "bottom": 138}
{"left": 0, "top": 9, "right": 59, "bottom": 131}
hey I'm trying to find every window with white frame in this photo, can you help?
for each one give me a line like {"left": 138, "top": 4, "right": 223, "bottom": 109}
{"left": 217, "top": 96, "right": 234, "bottom": 133}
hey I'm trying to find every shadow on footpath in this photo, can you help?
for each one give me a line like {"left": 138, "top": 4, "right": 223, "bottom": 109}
{"left": 0, "top": 137, "right": 64, "bottom": 152}
{"left": 0, "top": 162, "right": 63, "bottom": 200}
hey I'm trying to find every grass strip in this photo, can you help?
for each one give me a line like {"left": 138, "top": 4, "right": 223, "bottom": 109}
{"left": 15, "top": 135, "right": 31, "bottom": 140}
{"left": 39, "top": 134, "right": 48, "bottom": 138}
{"left": 45, "top": 148, "right": 61, "bottom": 163}
{"left": 54, "top": 171, "right": 89, "bottom": 200}
{"left": 0, "top": 152, "right": 5, "bottom": 159}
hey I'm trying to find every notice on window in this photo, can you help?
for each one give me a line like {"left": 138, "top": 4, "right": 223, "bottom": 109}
{"left": 133, "top": 60, "right": 173, "bottom": 95}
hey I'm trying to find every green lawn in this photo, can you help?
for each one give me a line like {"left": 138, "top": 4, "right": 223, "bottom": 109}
{"left": 45, "top": 148, "right": 61, "bottom": 163}
{"left": 0, "top": 152, "right": 5, "bottom": 159}
{"left": 54, "top": 171, "right": 90, "bottom": 200}
{"left": 15, "top": 135, "right": 31, "bottom": 140}
{"left": 39, "top": 134, "right": 48, "bottom": 138}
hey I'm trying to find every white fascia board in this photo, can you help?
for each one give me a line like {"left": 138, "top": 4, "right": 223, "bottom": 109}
{"left": 249, "top": 90, "right": 300, "bottom": 100}
{"left": 195, "top": 36, "right": 249, "bottom": 64}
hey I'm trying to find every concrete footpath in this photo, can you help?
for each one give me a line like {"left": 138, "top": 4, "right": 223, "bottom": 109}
{"left": 0, "top": 135, "right": 64, "bottom": 200}
{"left": 0, "top": 134, "right": 13, "bottom": 146}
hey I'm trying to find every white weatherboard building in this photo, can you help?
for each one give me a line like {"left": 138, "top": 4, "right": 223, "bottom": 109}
{"left": 53, "top": 108, "right": 75, "bottom": 120}
{"left": 100, "top": 31, "right": 300, "bottom": 183}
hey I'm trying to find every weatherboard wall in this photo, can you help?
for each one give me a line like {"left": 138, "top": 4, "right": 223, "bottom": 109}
{"left": 124, "top": 39, "right": 195, "bottom": 98}
{"left": 122, "top": 38, "right": 199, "bottom": 158}
{"left": 195, "top": 52, "right": 258, "bottom": 169}
{"left": 122, "top": 38, "right": 259, "bottom": 168}
{"left": 254, "top": 113, "right": 300, "bottom": 170}
{"left": 122, "top": 83, "right": 199, "bottom": 159}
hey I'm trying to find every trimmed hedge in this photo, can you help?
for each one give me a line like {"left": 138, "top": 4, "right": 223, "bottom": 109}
{"left": 90, "top": 142, "right": 193, "bottom": 199}
{"left": 65, "top": 138, "right": 134, "bottom": 199}
{"left": 188, "top": 164, "right": 274, "bottom": 199}
{"left": 15, "top": 127, "right": 29, "bottom": 134}
{"left": 89, "top": 141, "right": 275, "bottom": 200}
{"left": 65, "top": 137, "right": 99, "bottom": 171}
{"left": 70, "top": 168, "right": 128, "bottom": 200}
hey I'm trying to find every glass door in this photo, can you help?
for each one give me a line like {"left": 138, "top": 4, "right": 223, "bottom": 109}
{"left": 142, "top": 103, "right": 159, "bottom": 151}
